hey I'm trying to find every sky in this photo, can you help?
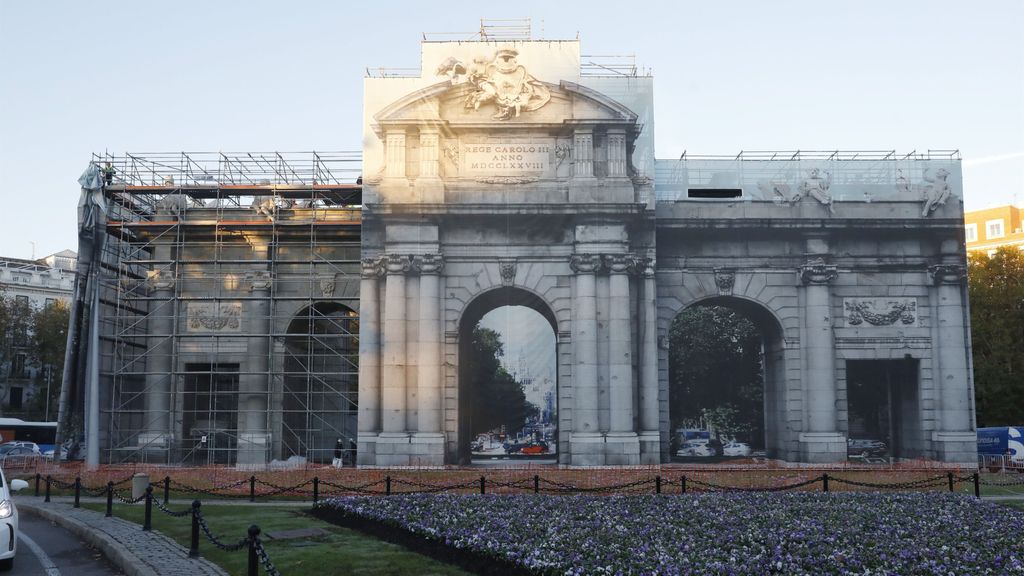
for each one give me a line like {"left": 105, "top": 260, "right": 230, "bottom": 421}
{"left": 0, "top": 0, "right": 1022, "bottom": 259}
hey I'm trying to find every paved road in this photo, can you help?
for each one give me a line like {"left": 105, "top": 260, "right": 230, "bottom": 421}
{"left": 10, "top": 513, "right": 123, "bottom": 576}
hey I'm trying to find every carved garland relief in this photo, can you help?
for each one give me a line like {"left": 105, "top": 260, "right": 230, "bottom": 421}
{"left": 843, "top": 298, "right": 918, "bottom": 327}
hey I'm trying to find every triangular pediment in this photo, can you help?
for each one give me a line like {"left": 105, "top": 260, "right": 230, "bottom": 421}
{"left": 373, "top": 79, "right": 638, "bottom": 136}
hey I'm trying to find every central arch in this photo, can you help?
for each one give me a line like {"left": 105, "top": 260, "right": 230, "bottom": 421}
{"left": 456, "top": 286, "right": 559, "bottom": 465}
{"left": 667, "top": 295, "right": 789, "bottom": 461}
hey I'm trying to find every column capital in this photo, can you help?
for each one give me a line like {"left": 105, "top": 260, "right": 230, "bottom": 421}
{"left": 383, "top": 253, "right": 413, "bottom": 275}
{"left": 146, "top": 269, "right": 175, "bottom": 292}
{"left": 570, "top": 253, "right": 602, "bottom": 274}
{"left": 639, "top": 257, "right": 656, "bottom": 278}
{"left": 799, "top": 257, "right": 838, "bottom": 285}
{"left": 246, "top": 270, "right": 272, "bottom": 292}
{"left": 361, "top": 256, "right": 385, "bottom": 279}
{"left": 603, "top": 253, "right": 637, "bottom": 274}
{"left": 414, "top": 253, "right": 445, "bottom": 275}
{"left": 928, "top": 263, "right": 967, "bottom": 285}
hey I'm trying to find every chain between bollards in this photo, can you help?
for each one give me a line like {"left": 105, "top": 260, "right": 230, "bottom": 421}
{"left": 249, "top": 475, "right": 256, "bottom": 502}
{"left": 44, "top": 475, "right": 51, "bottom": 502}
{"left": 143, "top": 485, "right": 153, "bottom": 531}
{"left": 247, "top": 525, "right": 260, "bottom": 576}
{"left": 385, "top": 476, "right": 391, "bottom": 496}
{"left": 312, "top": 477, "right": 319, "bottom": 505}
{"left": 74, "top": 476, "right": 81, "bottom": 508}
{"left": 822, "top": 473, "right": 830, "bottom": 493}
{"left": 533, "top": 475, "right": 540, "bottom": 494}
{"left": 105, "top": 482, "right": 113, "bottom": 517}
{"left": 189, "top": 501, "right": 201, "bottom": 558}
{"left": 164, "top": 476, "right": 171, "bottom": 504}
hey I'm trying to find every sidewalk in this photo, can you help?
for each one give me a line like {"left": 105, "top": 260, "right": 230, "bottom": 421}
{"left": 17, "top": 497, "right": 227, "bottom": 576}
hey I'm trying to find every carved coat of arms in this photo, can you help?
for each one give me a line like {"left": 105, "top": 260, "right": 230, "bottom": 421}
{"left": 437, "top": 49, "right": 551, "bottom": 120}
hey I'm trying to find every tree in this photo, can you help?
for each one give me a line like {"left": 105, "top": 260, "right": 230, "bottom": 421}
{"left": 969, "top": 247, "right": 1024, "bottom": 427}
{"left": 668, "top": 305, "right": 764, "bottom": 446}
{"left": 464, "top": 325, "right": 535, "bottom": 437}
{"left": 26, "top": 300, "right": 70, "bottom": 418}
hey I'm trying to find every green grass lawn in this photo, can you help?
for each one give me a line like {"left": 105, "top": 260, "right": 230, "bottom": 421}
{"left": 80, "top": 503, "right": 471, "bottom": 576}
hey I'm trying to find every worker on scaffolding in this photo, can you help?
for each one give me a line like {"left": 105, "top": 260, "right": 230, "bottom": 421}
{"left": 101, "top": 162, "right": 116, "bottom": 186}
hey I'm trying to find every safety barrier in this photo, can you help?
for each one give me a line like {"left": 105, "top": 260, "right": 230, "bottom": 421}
{"left": 38, "top": 470, "right": 984, "bottom": 503}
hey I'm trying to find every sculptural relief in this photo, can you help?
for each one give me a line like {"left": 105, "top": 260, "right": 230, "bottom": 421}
{"left": 844, "top": 298, "right": 917, "bottom": 327}
{"left": 897, "top": 168, "right": 954, "bottom": 217}
{"left": 437, "top": 49, "right": 551, "bottom": 120}
{"left": 792, "top": 168, "right": 835, "bottom": 214}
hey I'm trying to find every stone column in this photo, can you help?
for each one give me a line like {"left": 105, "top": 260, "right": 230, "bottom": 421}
{"left": 605, "top": 254, "right": 639, "bottom": 464}
{"left": 381, "top": 254, "right": 410, "bottom": 435}
{"left": 141, "top": 269, "right": 175, "bottom": 452}
{"left": 606, "top": 129, "right": 627, "bottom": 178}
{"left": 638, "top": 258, "right": 661, "bottom": 463}
{"left": 356, "top": 257, "right": 382, "bottom": 465}
{"left": 237, "top": 268, "right": 272, "bottom": 465}
{"left": 384, "top": 130, "right": 407, "bottom": 178}
{"left": 928, "top": 254, "right": 976, "bottom": 462}
{"left": 413, "top": 254, "right": 445, "bottom": 464}
{"left": 573, "top": 130, "right": 594, "bottom": 178}
{"left": 415, "top": 130, "right": 444, "bottom": 202}
{"left": 798, "top": 255, "right": 845, "bottom": 462}
{"left": 570, "top": 254, "right": 603, "bottom": 465}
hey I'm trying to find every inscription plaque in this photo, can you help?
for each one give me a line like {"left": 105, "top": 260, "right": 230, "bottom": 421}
{"left": 463, "top": 143, "right": 550, "bottom": 174}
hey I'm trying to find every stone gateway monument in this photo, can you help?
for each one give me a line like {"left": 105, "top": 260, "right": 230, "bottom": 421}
{"left": 71, "top": 29, "right": 975, "bottom": 468}
{"left": 355, "top": 36, "right": 976, "bottom": 466}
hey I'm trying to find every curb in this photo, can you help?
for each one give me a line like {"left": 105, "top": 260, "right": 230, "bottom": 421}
{"left": 17, "top": 500, "right": 226, "bottom": 576}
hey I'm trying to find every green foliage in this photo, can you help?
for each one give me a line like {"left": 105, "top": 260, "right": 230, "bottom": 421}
{"left": 968, "top": 247, "right": 1024, "bottom": 427}
{"left": 464, "top": 326, "right": 535, "bottom": 437}
{"left": 82, "top": 504, "right": 470, "bottom": 576}
{"left": 669, "top": 305, "right": 764, "bottom": 446}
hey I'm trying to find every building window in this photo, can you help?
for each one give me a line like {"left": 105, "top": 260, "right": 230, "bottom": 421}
{"left": 8, "top": 387, "right": 22, "bottom": 410}
{"left": 965, "top": 224, "right": 977, "bottom": 243}
{"left": 45, "top": 298, "right": 55, "bottom": 307}
{"left": 15, "top": 295, "right": 29, "bottom": 306}
{"left": 12, "top": 353, "right": 27, "bottom": 379}
{"left": 986, "top": 219, "right": 1005, "bottom": 239}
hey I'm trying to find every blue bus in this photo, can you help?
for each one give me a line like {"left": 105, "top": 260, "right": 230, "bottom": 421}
{"left": 0, "top": 418, "right": 57, "bottom": 453}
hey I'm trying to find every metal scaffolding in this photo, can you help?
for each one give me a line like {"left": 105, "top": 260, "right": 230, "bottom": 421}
{"left": 89, "top": 151, "right": 363, "bottom": 465}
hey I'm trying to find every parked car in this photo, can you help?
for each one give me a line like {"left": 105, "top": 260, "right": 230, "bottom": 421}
{"left": 676, "top": 441, "right": 714, "bottom": 457}
{"left": 520, "top": 441, "right": 550, "bottom": 455}
{"left": 847, "top": 438, "right": 887, "bottom": 458}
{"left": 0, "top": 466, "right": 30, "bottom": 570}
{"left": 0, "top": 442, "right": 39, "bottom": 455}
{"left": 723, "top": 442, "right": 752, "bottom": 457}
{"left": 0, "top": 446, "right": 40, "bottom": 471}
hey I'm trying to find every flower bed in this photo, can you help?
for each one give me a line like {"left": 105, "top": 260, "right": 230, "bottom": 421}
{"left": 316, "top": 493, "right": 1024, "bottom": 575}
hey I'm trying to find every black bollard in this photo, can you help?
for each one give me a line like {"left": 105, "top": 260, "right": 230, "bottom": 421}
{"left": 164, "top": 476, "right": 171, "bottom": 504}
{"left": 45, "top": 475, "right": 51, "bottom": 502}
{"left": 313, "top": 477, "right": 319, "bottom": 505}
{"left": 822, "top": 473, "right": 830, "bottom": 493}
{"left": 533, "top": 475, "right": 539, "bottom": 494}
{"left": 655, "top": 475, "right": 662, "bottom": 495}
{"left": 247, "top": 525, "right": 261, "bottom": 576}
{"left": 948, "top": 471, "right": 955, "bottom": 493}
{"left": 189, "top": 501, "right": 201, "bottom": 558}
{"left": 249, "top": 475, "right": 256, "bottom": 503}
{"left": 143, "top": 485, "right": 153, "bottom": 531}
{"left": 680, "top": 475, "right": 687, "bottom": 494}
{"left": 74, "top": 476, "right": 81, "bottom": 508}
{"left": 385, "top": 475, "right": 391, "bottom": 496}
{"left": 35, "top": 473, "right": 40, "bottom": 497}
{"left": 973, "top": 472, "right": 980, "bottom": 498}
{"left": 479, "top": 476, "right": 486, "bottom": 495}
{"left": 105, "top": 482, "right": 114, "bottom": 517}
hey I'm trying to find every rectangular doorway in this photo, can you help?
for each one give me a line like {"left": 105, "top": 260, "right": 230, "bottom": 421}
{"left": 182, "top": 363, "right": 239, "bottom": 465}
{"left": 846, "top": 359, "right": 919, "bottom": 460}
